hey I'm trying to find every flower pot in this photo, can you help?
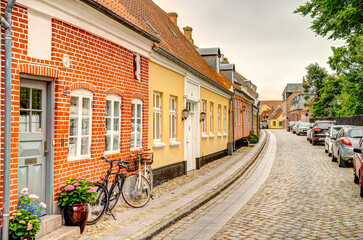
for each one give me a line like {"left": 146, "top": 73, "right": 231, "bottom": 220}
{"left": 63, "top": 203, "right": 88, "bottom": 233}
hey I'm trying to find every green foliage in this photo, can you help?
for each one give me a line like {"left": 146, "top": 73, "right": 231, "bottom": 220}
{"left": 58, "top": 177, "right": 97, "bottom": 207}
{"left": 9, "top": 189, "right": 46, "bottom": 239}
{"left": 247, "top": 132, "right": 259, "bottom": 144}
{"left": 303, "top": 63, "right": 328, "bottom": 94}
{"left": 294, "top": 0, "right": 363, "bottom": 40}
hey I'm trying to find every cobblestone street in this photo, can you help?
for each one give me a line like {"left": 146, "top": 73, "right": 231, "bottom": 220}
{"left": 212, "top": 129, "right": 363, "bottom": 239}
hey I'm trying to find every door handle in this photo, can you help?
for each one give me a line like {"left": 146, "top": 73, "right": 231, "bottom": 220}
{"left": 44, "top": 141, "right": 49, "bottom": 156}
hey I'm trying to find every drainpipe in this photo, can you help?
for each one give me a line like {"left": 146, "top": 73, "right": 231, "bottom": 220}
{"left": 1, "top": 1, "right": 16, "bottom": 239}
{"left": 231, "top": 91, "right": 235, "bottom": 151}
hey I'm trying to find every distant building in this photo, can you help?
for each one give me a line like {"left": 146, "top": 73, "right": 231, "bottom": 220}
{"left": 282, "top": 83, "right": 303, "bottom": 128}
{"left": 267, "top": 107, "right": 283, "bottom": 129}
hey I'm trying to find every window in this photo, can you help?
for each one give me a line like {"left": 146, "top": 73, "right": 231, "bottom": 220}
{"left": 223, "top": 106, "right": 226, "bottom": 133}
{"left": 69, "top": 89, "right": 92, "bottom": 159}
{"left": 201, "top": 100, "right": 206, "bottom": 134}
{"left": 133, "top": 54, "right": 141, "bottom": 81}
{"left": 131, "top": 98, "right": 142, "bottom": 149}
{"left": 279, "top": 121, "right": 282, "bottom": 127}
{"left": 105, "top": 94, "right": 121, "bottom": 153}
{"left": 273, "top": 121, "right": 276, "bottom": 126}
{"left": 218, "top": 105, "right": 221, "bottom": 134}
{"left": 210, "top": 102, "right": 214, "bottom": 133}
{"left": 170, "top": 96, "right": 176, "bottom": 140}
{"left": 153, "top": 92, "right": 161, "bottom": 142}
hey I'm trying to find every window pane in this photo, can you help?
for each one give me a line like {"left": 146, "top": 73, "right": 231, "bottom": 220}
{"left": 82, "top": 118, "right": 90, "bottom": 135}
{"left": 131, "top": 104, "right": 135, "bottom": 118}
{"left": 105, "top": 135, "right": 111, "bottom": 152}
{"left": 114, "top": 101, "right": 120, "bottom": 117}
{"left": 131, "top": 119, "right": 135, "bottom": 132}
{"left": 19, "top": 111, "right": 30, "bottom": 132}
{"left": 32, "top": 89, "right": 41, "bottom": 110}
{"left": 130, "top": 134, "right": 135, "bottom": 148}
{"left": 81, "top": 137, "right": 89, "bottom": 155}
{"left": 137, "top": 104, "right": 142, "bottom": 118}
{"left": 70, "top": 96, "right": 79, "bottom": 115}
{"left": 156, "top": 95, "right": 159, "bottom": 108}
{"left": 137, "top": 119, "right": 141, "bottom": 132}
{"left": 82, "top": 98, "right": 90, "bottom": 116}
{"left": 113, "top": 118, "right": 119, "bottom": 132}
{"left": 32, "top": 111, "right": 42, "bottom": 132}
{"left": 106, "top": 100, "right": 111, "bottom": 116}
{"left": 20, "top": 88, "right": 30, "bottom": 109}
{"left": 113, "top": 135, "right": 119, "bottom": 151}
{"left": 69, "top": 137, "right": 77, "bottom": 156}
{"left": 137, "top": 133, "right": 142, "bottom": 147}
{"left": 105, "top": 117, "right": 111, "bottom": 133}
{"left": 156, "top": 113, "right": 160, "bottom": 139}
{"left": 69, "top": 117, "right": 78, "bottom": 136}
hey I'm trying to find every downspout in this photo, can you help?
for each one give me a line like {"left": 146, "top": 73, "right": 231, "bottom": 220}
{"left": 1, "top": 1, "right": 16, "bottom": 239}
{"left": 231, "top": 90, "right": 235, "bottom": 151}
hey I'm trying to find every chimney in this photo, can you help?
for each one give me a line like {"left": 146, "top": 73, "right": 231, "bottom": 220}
{"left": 183, "top": 26, "right": 194, "bottom": 44}
{"left": 168, "top": 12, "right": 178, "bottom": 26}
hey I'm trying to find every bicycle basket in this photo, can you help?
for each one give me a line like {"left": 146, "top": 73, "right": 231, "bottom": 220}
{"left": 142, "top": 152, "right": 153, "bottom": 165}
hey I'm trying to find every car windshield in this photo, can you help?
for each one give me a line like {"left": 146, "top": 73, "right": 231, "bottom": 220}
{"left": 332, "top": 127, "right": 342, "bottom": 135}
{"left": 299, "top": 122, "right": 310, "bottom": 127}
{"left": 317, "top": 122, "right": 334, "bottom": 129}
{"left": 348, "top": 129, "right": 363, "bottom": 138}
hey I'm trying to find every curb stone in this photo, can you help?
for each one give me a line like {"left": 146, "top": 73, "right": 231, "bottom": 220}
{"left": 132, "top": 131, "right": 269, "bottom": 240}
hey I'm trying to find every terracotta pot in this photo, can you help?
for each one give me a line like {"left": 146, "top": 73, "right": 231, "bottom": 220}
{"left": 63, "top": 203, "right": 88, "bottom": 233}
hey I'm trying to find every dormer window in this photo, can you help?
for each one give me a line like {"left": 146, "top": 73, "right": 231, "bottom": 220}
{"left": 133, "top": 54, "right": 141, "bottom": 81}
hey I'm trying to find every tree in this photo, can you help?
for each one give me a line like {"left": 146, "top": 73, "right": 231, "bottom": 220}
{"left": 294, "top": 0, "right": 363, "bottom": 40}
{"left": 302, "top": 63, "right": 328, "bottom": 94}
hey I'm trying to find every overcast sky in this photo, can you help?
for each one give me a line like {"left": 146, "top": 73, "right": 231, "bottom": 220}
{"left": 153, "top": 0, "right": 344, "bottom": 101}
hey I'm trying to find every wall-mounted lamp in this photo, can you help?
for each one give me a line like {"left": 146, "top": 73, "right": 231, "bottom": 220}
{"left": 337, "top": 98, "right": 342, "bottom": 106}
{"left": 242, "top": 105, "right": 246, "bottom": 112}
{"left": 200, "top": 112, "right": 206, "bottom": 122}
{"left": 182, "top": 108, "right": 189, "bottom": 121}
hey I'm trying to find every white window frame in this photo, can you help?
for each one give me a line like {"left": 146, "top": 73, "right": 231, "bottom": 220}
{"left": 223, "top": 106, "right": 227, "bottom": 136}
{"left": 209, "top": 102, "right": 214, "bottom": 138}
{"left": 68, "top": 89, "right": 93, "bottom": 161}
{"left": 105, "top": 94, "right": 121, "bottom": 155}
{"left": 131, "top": 98, "right": 143, "bottom": 150}
{"left": 169, "top": 96, "right": 176, "bottom": 141}
{"left": 217, "top": 105, "right": 221, "bottom": 136}
{"left": 153, "top": 92, "right": 161, "bottom": 143}
{"left": 201, "top": 100, "right": 206, "bottom": 135}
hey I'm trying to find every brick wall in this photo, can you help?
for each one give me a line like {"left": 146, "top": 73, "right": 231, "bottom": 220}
{"left": 233, "top": 96, "right": 253, "bottom": 140}
{"left": 0, "top": 2, "right": 149, "bottom": 215}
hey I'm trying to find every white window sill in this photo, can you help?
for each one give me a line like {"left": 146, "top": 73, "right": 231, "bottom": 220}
{"left": 201, "top": 134, "right": 209, "bottom": 139}
{"left": 68, "top": 154, "right": 91, "bottom": 162}
{"left": 130, "top": 146, "right": 142, "bottom": 152}
{"left": 209, "top": 133, "right": 215, "bottom": 138}
{"left": 153, "top": 142, "right": 167, "bottom": 149}
{"left": 217, "top": 133, "right": 223, "bottom": 138}
{"left": 169, "top": 141, "right": 181, "bottom": 147}
{"left": 104, "top": 150, "right": 120, "bottom": 156}
{"left": 223, "top": 132, "right": 228, "bottom": 137}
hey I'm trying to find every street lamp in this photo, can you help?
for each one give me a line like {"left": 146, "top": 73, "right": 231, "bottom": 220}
{"left": 337, "top": 98, "right": 342, "bottom": 124}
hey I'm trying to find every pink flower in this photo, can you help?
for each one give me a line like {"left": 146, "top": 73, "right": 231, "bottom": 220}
{"left": 20, "top": 188, "right": 29, "bottom": 195}
{"left": 59, "top": 183, "right": 66, "bottom": 188}
{"left": 76, "top": 177, "right": 83, "bottom": 180}
{"left": 73, "top": 182, "right": 80, "bottom": 187}
{"left": 26, "top": 222, "right": 33, "bottom": 231}
{"left": 86, "top": 187, "right": 95, "bottom": 193}
{"left": 86, "top": 179, "right": 93, "bottom": 183}
{"left": 64, "top": 185, "right": 75, "bottom": 191}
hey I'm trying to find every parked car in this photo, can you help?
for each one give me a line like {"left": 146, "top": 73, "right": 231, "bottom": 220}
{"left": 307, "top": 123, "right": 314, "bottom": 142}
{"left": 311, "top": 120, "right": 336, "bottom": 145}
{"left": 296, "top": 122, "right": 310, "bottom": 136}
{"left": 292, "top": 121, "right": 301, "bottom": 134}
{"left": 287, "top": 121, "right": 295, "bottom": 132}
{"left": 353, "top": 137, "right": 363, "bottom": 197}
{"left": 325, "top": 125, "right": 346, "bottom": 156}
{"left": 332, "top": 126, "right": 363, "bottom": 167}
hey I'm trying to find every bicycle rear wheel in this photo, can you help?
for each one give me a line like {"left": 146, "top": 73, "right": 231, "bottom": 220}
{"left": 87, "top": 182, "right": 109, "bottom": 225}
{"left": 108, "top": 181, "right": 121, "bottom": 211}
{"left": 121, "top": 174, "right": 151, "bottom": 208}
{"left": 145, "top": 165, "right": 153, "bottom": 192}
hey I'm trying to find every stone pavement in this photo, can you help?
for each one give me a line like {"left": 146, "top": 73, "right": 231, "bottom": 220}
{"left": 78, "top": 131, "right": 268, "bottom": 240}
{"left": 212, "top": 129, "right": 363, "bottom": 239}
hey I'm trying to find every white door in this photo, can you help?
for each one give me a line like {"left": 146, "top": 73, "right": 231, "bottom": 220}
{"left": 18, "top": 80, "right": 47, "bottom": 202}
{"left": 185, "top": 102, "right": 196, "bottom": 171}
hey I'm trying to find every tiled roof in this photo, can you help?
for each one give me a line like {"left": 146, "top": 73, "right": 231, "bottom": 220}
{"left": 268, "top": 107, "right": 283, "bottom": 120}
{"left": 87, "top": 0, "right": 232, "bottom": 90}
{"left": 260, "top": 101, "right": 282, "bottom": 109}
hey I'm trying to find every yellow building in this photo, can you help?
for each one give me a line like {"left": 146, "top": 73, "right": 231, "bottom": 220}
{"left": 199, "top": 87, "right": 230, "bottom": 161}
{"left": 267, "top": 107, "right": 283, "bottom": 129}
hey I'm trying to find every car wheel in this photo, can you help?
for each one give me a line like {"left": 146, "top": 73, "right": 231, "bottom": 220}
{"left": 338, "top": 153, "right": 346, "bottom": 167}
{"left": 325, "top": 144, "right": 328, "bottom": 153}
{"left": 331, "top": 151, "right": 337, "bottom": 162}
{"left": 360, "top": 173, "right": 363, "bottom": 198}
{"left": 354, "top": 171, "right": 359, "bottom": 184}
{"left": 312, "top": 139, "right": 316, "bottom": 146}
{"left": 310, "top": 139, "right": 312, "bottom": 143}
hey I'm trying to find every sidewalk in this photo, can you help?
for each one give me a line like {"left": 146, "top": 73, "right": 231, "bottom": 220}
{"left": 79, "top": 131, "right": 268, "bottom": 240}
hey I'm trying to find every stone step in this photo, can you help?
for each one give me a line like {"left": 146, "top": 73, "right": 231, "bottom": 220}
{"left": 38, "top": 226, "right": 80, "bottom": 240}
{"left": 36, "top": 215, "right": 62, "bottom": 238}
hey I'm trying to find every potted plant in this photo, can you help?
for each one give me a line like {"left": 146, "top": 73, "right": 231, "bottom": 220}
{"left": 58, "top": 177, "right": 96, "bottom": 233}
{"left": 9, "top": 188, "right": 46, "bottom": 240}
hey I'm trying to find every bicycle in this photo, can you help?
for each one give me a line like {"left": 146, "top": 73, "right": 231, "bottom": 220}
{"left": 87, "top": 156, "right": 151, "bottom": 225}
{"left": 130, "top": 148, "right": 154, "bottom": 195}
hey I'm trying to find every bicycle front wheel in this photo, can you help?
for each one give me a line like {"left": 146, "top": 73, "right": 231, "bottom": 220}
{"left": 87, "top": 182, "right": 109, "bottom": 225}
{"left": 121, "top": 174, "right": 151, "bottom": 208}
{"left": 145, "top": 165, "right": 153, "bottom": 192}
{"left": 108, "top": 180, "right": 121, "bottom": 211}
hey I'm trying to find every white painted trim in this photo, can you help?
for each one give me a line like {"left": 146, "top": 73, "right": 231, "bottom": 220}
{"left": 209, "top": 134, "right": 215, "bottom": 138}
{"left": 153, "top": 142, "right": 167, "bottom": 149}
{"left": 17, "top": 0, "right": 153, "bottom": 58}
{"left": 169, "top": 141, "right": 181, "bottom": 147}
{"left": 201, "top": 134, "right": 209, "bottom": 139}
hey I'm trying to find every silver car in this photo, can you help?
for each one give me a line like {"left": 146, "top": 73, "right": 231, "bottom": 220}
{"left": 306, "top": 123, "right": 314, "bottom": 142}
{"left": 325, "top": 125, "right": 346, "bottom": 156}
{"left": 292, "top": 121, "right": 301, "bottom": 134}
{"left": 296, "top": 122, "right": 310, "bottom": 136}
{"left": 332, "top": 126, "right": 363, "bottom": 167}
